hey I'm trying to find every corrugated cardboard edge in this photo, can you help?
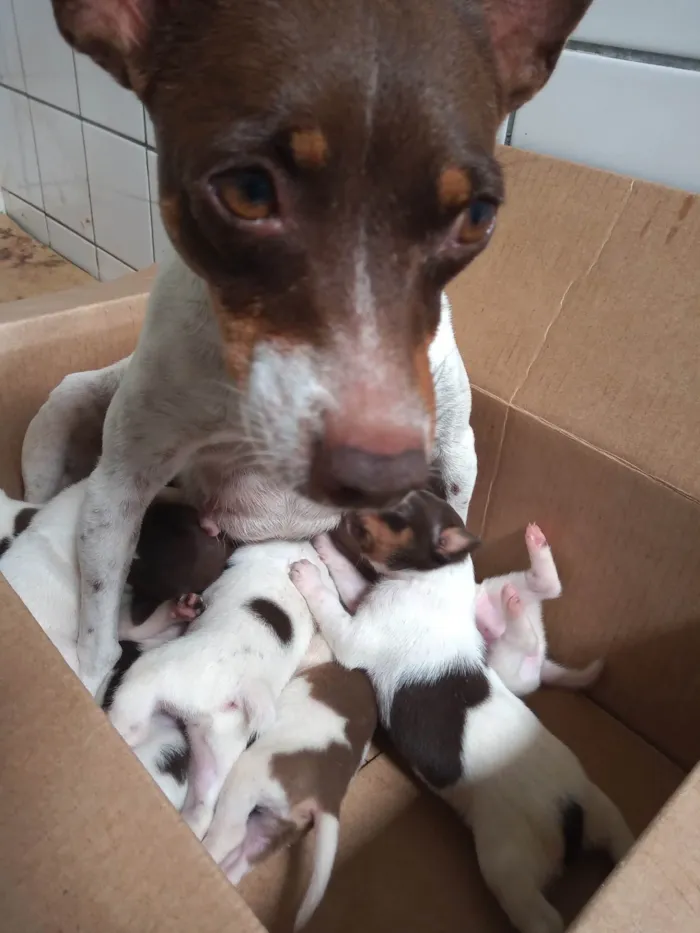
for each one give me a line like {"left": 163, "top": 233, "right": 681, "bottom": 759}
{"left": 572, "top": 765, "right": 700, "bottom": 932}
{"left": 0, "top": 575, "right": 266, "bottom": 933}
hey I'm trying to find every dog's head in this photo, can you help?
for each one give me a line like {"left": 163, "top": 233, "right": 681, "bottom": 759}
{"left": 53, "top": 0, "right": 591, "bottom": 509}
{"left": 343, "top": 489, "right": 480, "bottom": 573}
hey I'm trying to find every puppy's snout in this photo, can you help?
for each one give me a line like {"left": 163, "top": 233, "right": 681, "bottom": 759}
{"left": 309, "top": 416, "right": 429, "bottom": 507}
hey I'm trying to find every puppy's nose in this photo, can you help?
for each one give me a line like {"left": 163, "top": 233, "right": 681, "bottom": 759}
{"left": 309, "top": 420, "right": 429, "bottom": 507}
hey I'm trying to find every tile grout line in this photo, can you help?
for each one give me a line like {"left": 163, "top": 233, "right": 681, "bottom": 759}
{"left": 0, "top": 80, "right": 149, "bottom": 146}
{"left": 71, "top": 48, "right": 98, "bottom": 261}
{"left": 567, "top": 39, "right": 700, "bottom": 72}
{"left": 145, "top": 145, "right": 157, "bottom": 263}
{"left": 9, "top": 0, "right": 46, "bottom": 216}
{"left": 1, "top": 187, "right": 137, "bottom": 273}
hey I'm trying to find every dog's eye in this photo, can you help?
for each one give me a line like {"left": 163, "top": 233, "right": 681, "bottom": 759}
{"left": 216, "top": 168, "right": 277, "bottom": 221}
{"left": 458, "top": 198, "right": 497, "bottom": 244}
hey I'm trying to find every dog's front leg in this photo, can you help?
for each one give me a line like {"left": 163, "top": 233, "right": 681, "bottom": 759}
{"left": 290, "top": 560, "right": 374, "bottom": 669}
{"left": 76, "top": 403, "right": 199, "bottom": 691}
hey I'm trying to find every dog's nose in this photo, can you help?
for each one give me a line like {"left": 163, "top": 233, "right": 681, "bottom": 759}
{"left": 309, "top": 422, "right": 429, "bottom": 508}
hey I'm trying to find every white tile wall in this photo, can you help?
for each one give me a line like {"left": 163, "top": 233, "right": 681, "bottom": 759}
{"left": 512, "top": 50, "right": 700, "bottom": 193}
{"left": 575, "top": 0, "right": 700, "bottom": 60}
{"left": 0, "top": 86, "right": 43, "bottom": 207}
{"left": 0, "top": 0, "right": 24, "bottom": 91}
{"left": 3, "top": 190, "right": 48, "bottom": 242}
{"left": 2, "top": 0, "right": 700, "bottom": 278}
{"left": 13, "top": 0, "right": 79, "bottom": 113}
{"left": 84, "top": 122, "right": 152, "bottom": 269}
{"left": 47, "top": 218, "right": 98, "bottom": 277}
{"left": 31, "top": 99, "right": 93, "bottom": 237}
{"left": 75, "top": 54, "right": 146, "bottom": 142}
{"left": 97, "top": 248, "right": 133, "bottom": 281}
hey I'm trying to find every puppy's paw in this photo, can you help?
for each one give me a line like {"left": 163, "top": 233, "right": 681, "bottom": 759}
{"left": 525, "top": 523, "right": 547, "bottom": 550}
{"left": 173, "top": 592, "right": 206, "bottom": 621}
{"left": 312, "top": 534, "right": 336, "bottom": 563}
{"left": 501, "top": 582, "right": 523, "bottom": 618}
{"left": 289, "top": 559, "right": 322, "bottom": 593}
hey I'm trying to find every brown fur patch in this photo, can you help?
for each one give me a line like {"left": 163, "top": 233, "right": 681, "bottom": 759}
{"left": 289, "top": 128, "right": 329, "bottom": 169}
{"left": 210, "top": 290, "right": 266, "bottom": 384}
{"left": 270, "top": 662, "right": 377, "bottom": 816}
{"left": 360, "top": 514, "right": 415, "bottom": 565}
{"left": 414, "top": 336, "right": 436, "bottom": 444}
{"left": 437, "top": 167, "right": 471, "bottom": 209}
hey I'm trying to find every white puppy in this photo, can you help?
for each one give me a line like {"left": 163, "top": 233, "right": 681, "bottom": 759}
{"left": 476, "top": 523, "right": 603, "bottom": 696}
{"left": 203, "top": 641, "right": 377, "bottom": 929}
{"left": 0, "top": 481, "right": 198, "bottom": 809}
{"left": 291, "top": 492, "right": 633, "bottom": 933}
{"left": 108, "top": 540, "right": 327, "bottom": 840}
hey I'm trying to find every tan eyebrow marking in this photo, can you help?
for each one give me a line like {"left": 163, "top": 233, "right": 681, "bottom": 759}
{"left": 290, "top": 128, "right": 329, "bottom": 169}
{"left": 438, "top": 167, "right": 471, "bottom": 208}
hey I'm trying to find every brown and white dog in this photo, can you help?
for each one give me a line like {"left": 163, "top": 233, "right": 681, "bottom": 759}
{"left": 203, "top": 641, "right": 377, "bottom": 929}
{"left": 290, "top": 493, "right": 633, "bottom": 933}
{"left": 28, "top": 0, "right": 593, "bottom": 692}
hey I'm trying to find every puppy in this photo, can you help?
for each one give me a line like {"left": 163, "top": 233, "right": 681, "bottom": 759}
{"left": 36, "top": 0, "right": 592, "bottom": 691}
{"left": 291, "top": 492, "right": 633, "bottom": 933}
{"left": 0, "top": 488, "right": 39, "bottom": 557}
{"left": 0, "top": 482, "right": 225, "bottom": 808}
{"left": 203, "top": 640, "right": 377, "bottom": 929}
{"left": 108, "top": 541, "right": 329, "bottom": 840}
{"left": 476, "top": 524, "right": 603, "bottom": 696}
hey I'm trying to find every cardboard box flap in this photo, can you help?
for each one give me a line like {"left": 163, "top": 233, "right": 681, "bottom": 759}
{"left": 0, "top": 575, "right": 264, "bottom": 933}
{"left": 571, "top": 764, "right": 700, "bottom": 933}
{"left": 448, "top": 149, "right": 700, "bottom": 503}
{"left": 0, "top": 271, "right": 151, "bottom": 498}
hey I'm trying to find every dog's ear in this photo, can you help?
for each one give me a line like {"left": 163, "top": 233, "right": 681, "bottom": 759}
{"left": 482, "top": 0, "right": 593, "bottom": 114}
{"left": 51, "top": 0, "right": 157, "bottom": 93}
{"left": 435, "top": 527, "right": 480, "bottom": 560}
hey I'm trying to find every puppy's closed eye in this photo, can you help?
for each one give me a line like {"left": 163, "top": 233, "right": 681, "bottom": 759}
{"left": 381, "top": 512, "right": 409, "bottom": 533}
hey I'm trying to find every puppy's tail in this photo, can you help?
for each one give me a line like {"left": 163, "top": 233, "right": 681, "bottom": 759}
{"left": 582, "top": 783, "right": 635, "bottom": 863}
{"left": 542, "top": 658, "right": 604, "bottom": 690}
{"left": 294, "top": 811, "right": 340, "bottom": 930}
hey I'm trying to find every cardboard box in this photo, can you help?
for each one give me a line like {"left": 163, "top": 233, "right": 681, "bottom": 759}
{"left": 0, "top": 147, "right": 698, "bottom": 932}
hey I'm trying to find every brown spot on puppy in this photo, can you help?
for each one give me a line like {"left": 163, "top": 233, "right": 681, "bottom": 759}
{"left": 248, "top": 598, "right": 293, "bottom": 645}
{"left": 14, "top": 507, "right": 38, "bottom": 536}
{"left": 390, "top": 666, "right": 490, "bottom": 788}
{"left": 438, "top": 167, "right": 471, "bottom": 209}
{"left": 289, "top": 128, "right": 329, "bottom": 169}
{"left": 128, "top": 500, "right": 235, "bottom": 623}
{"left": 271, "top": 662, "right": 377, "bottom": 816}
{"left": 0, "top": 537, "right": 12, "bottom": 557}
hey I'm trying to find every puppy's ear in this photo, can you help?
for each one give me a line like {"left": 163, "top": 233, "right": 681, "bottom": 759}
{"left": 436, "top": 527, "right": 480, "bottom": 560}
{"left": 481, "top": 0, "right": 593, "bottom": 114}
{"left": 52, "top": 0, "right": 157, "bottom": 93}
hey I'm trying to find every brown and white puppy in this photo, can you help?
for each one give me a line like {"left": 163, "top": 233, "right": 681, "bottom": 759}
{"left": 42, "top": 0, "right": 593, "bottom": 693}
{"left": 203, "top": 640, "right": 377, "bottom": 930}
{"left": 291, "top": 493, "right": 633, "bottom": 933}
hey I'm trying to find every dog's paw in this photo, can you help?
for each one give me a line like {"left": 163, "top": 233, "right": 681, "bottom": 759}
{"left": 501, "top": 582, "right": 523, "bottom": 618}
{"left": 173, "top": 592, "right": 206, "bottom": 621}
{"left": 289, "top": 559, "right": 322, "bottom": 592}
{"left": 312, "top": 534, "right": 335, "bottom": 563}
{"left": 525, "top": 523, "right": 547, "bottom": 550}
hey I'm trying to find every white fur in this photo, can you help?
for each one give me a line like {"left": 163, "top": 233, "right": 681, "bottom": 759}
{"left": 476, "top": 524, "right": 603, "bottom": 696}
{"left": 108, "top": 540, "right": 328, "bottom": 840}
{"left": 21, "top": 252, "right": 476, "bottom": 690}
{"left": 292, "top": 534, "right": 633, "bottom": 933}
{"left": 0, "top": 480, "right": 191, "bottom": 808}
{"left": 203, "top": 661, "right": 370, "bottom": 928}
